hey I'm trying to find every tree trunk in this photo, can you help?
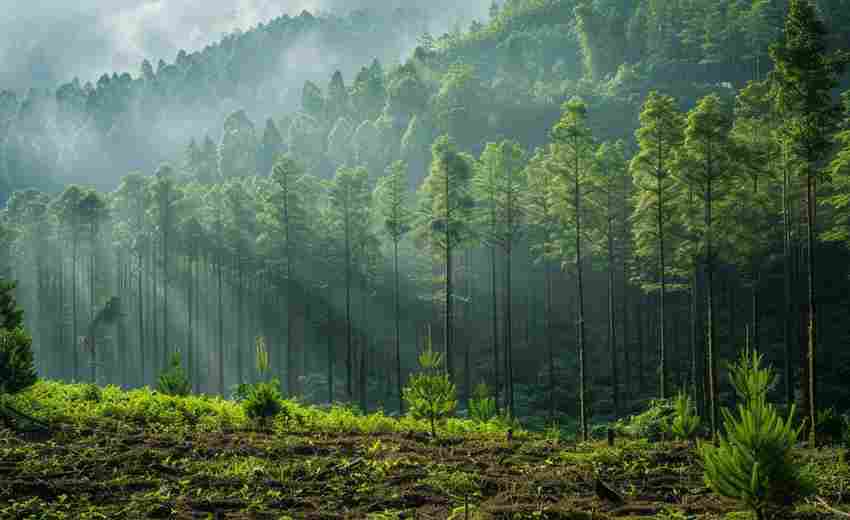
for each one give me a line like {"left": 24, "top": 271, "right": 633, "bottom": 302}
{"left": 394, "top": 239, "right": 402, "bottom": 414}
{"left": 345, "top": 209, "right": 353, "bottom": 400}
{"left": 506, "top": 246, "right": 514, "bottom": 419}
{"left": 608, "top": 214, "right": 619, "bottom": 418}
{"left": 782, "top": 144, "right": 794, "bottom": 407}
{"left": 805, "top": 166, "right": 817, "bottom": 443}
{"left": 491, "top": 245, "right": 500, "bottom": 412}
{"left": 657, "top": 171, "right": 667, "bottom": 400}
{"left": 576, "top": 162, "right": 588, "bottom": 442}
{"left": 72, "top": 237, "right": 78, "bottom": 382}
{"left": 218, "top": 259, "right": 224, "bottom": 395}
{"left": 546, "top": 255, "right": 554, "bottom": 422}
{"left": 706, "top": 177, "right": 718, "bottom": 437}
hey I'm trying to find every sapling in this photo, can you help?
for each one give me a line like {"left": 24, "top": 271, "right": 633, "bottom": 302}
{"left": 403, "top": 333, "right": 457, "bottom": 438}
{"left": 699, "top": 350, "right": 813, "bottom": 520}
{"left": 156, "top": 352, "right": 191, "bottom": 396}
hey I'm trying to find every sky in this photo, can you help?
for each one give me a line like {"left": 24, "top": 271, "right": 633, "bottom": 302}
{"left": 0, "top": 0, "right": 491, "bottom": 92}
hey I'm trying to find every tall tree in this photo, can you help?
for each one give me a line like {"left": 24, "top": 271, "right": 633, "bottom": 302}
{"left": 769, "top": 0, "right": 849, "bottom": 441}
{"left": 328, "top": 166, "right": 372, "bottom": 401}
{"left": 548, "top": 98, "right": 595, "bottom": 440}
{"left": 374, "top": 160, "right": 412, "bottom": 413}
{"left": 269, "top": 155, "right": 307, "bottom": 395}
{"left": 150, "top": 165, "right": 181, "bottom": 367}
{"left": 416, "top": 135, "right": 474, "bottom": 388}
{"left": 630, "top": 91, "right": 685, "bottom": 401}
{"left": 524, "top": 148, "right": 559, "bottom": 421}
{"left": 588, "top": 140, "right": 629, "bottom": 419}
{"left": 51, "top": 186, "right": 87, "bottom": 382}
{"left": 473, "top": 140, "right": 526, "bottom": 417}
{"left": 677, "top": 93, "right": 735, "bottom": 436}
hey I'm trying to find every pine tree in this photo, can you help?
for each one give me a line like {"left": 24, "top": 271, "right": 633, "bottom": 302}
{"left": 548, "top": 98, "right": 595, "bottom": 440}
{"left": 416, "top": 135, "right": 474, "bottom": 390}
{"left": 630, "top": 91, "right": 685, "bottom": 401}
{"left": 375, "top": 160, "right": 412, "bottom": 413}
{"left": 769, "top": 0, "right": 849, "bottom": 442}
{"left": 472, "top": 140, "right": 526, "bottom": 418}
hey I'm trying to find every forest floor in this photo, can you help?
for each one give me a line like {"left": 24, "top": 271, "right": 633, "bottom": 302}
{"left": 1, "top": 383, "right": 849, "bottom": 519}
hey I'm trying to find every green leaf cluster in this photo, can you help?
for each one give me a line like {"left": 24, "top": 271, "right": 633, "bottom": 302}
{"left": 669, "top": 391, "right": 700, "bottom": 441}
{"left": 698, "top": 350, "right": 813, "bottom": 520}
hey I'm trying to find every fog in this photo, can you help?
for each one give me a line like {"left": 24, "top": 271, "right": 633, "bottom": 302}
{"left": 0, "top": 0, "right": 491, "bottom": 91}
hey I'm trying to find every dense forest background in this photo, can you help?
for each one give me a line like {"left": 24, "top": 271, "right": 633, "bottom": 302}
{"left": 2, "top": 0, "right": 850, "bottom": 431}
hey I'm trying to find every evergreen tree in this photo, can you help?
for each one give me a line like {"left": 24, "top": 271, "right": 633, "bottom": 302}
{"left": 374, "top": 160, "right": 412, "bottom": 413}
{"left": 769, "top": 0, "right": 849, "bottom": 441}
{"left": 677, "top": 93, "right": 736, "bottom": 436}
{"left": 416, "top": 135, "right": 474, "bottom": 389}
{"left": 630, "top": 91, "right": 685, "bottom": 401}
{"left": 472, "top": 140, "right": 526, "bottom": 417}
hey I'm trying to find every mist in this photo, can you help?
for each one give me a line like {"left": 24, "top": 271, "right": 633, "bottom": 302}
{"left": 0, "top": 0, "right": 491, "bottom": 92}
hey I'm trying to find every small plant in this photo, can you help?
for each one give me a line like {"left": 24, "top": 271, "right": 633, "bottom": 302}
{"left": 699, "top": 350, "right": 813, "bottom": 520}
{"left": 670, "top": 391, "right": 700, "bottom": 441}
{"left": 468, "top": 381, "right": 497, "bottom": 422}
{"left": 156, "top": 352, "right": 191, "bottom": 397}
{"left": 403, "top": 334, "right": 457, "bottom": 439}
{"left": 242, "top": 378, "right": 283, "bottom": 429}
{"left": 79, "top": 383, "right": 102, "bottom": 402}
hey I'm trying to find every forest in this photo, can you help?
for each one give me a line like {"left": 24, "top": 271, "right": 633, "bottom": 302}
{"left": 2, "top": 0, "right": 850, "bottom": 518}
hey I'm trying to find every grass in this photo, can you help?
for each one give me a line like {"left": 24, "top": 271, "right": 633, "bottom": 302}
{"left": 1, "top": 380, "right": 848, "bottom": 519}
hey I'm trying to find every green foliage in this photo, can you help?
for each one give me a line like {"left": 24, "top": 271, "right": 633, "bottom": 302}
{"left": 156, "top": 352, "right": 191, "bottom": 397}
{"left": 614, "top": 398, "right": 675, "bottom": 442}
{"left": 0, "top": 326, "right": 36, "bottom": 396}
{"left": 670, "top": 391, "right": 700, "bottom": 441}
{"left": 242, "top": 378, "right": 284, "bottom": 427}
{"left": 699, "top": 351, "right": 813, "bottom": 520}
{"left": 403, "top": 341, "right": 457, "bottom": 438}
{"left": 468, "top": 381, "right": 497, "bottom": 423}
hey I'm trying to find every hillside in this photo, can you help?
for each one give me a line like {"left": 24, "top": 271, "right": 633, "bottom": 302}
{"left": 0, "top": 6, "right": 438, "bottom": 198}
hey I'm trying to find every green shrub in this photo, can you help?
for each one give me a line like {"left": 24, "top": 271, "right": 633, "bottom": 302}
{"left": 156, "top": 352, "right": 191, "bottom": 397}
{"left": 242, "top": 378, "right": 283, "bottom": 428}
{"left": 670, "top": 391, "right": 700, "bottom": 441}
{"left": 468, "top": 381, "right": 497, "bottom": 422}
{"left": 403, "top": 340, "right": 457, "bottom": 439}
{"left": 699, "top": 350, "right": 813, "bottom": 520}
{"left": 614, "top": 398, "right": 675, "bottom": 441}
{"left": 0, "top": 327, "right": 36, "bottom": 396}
